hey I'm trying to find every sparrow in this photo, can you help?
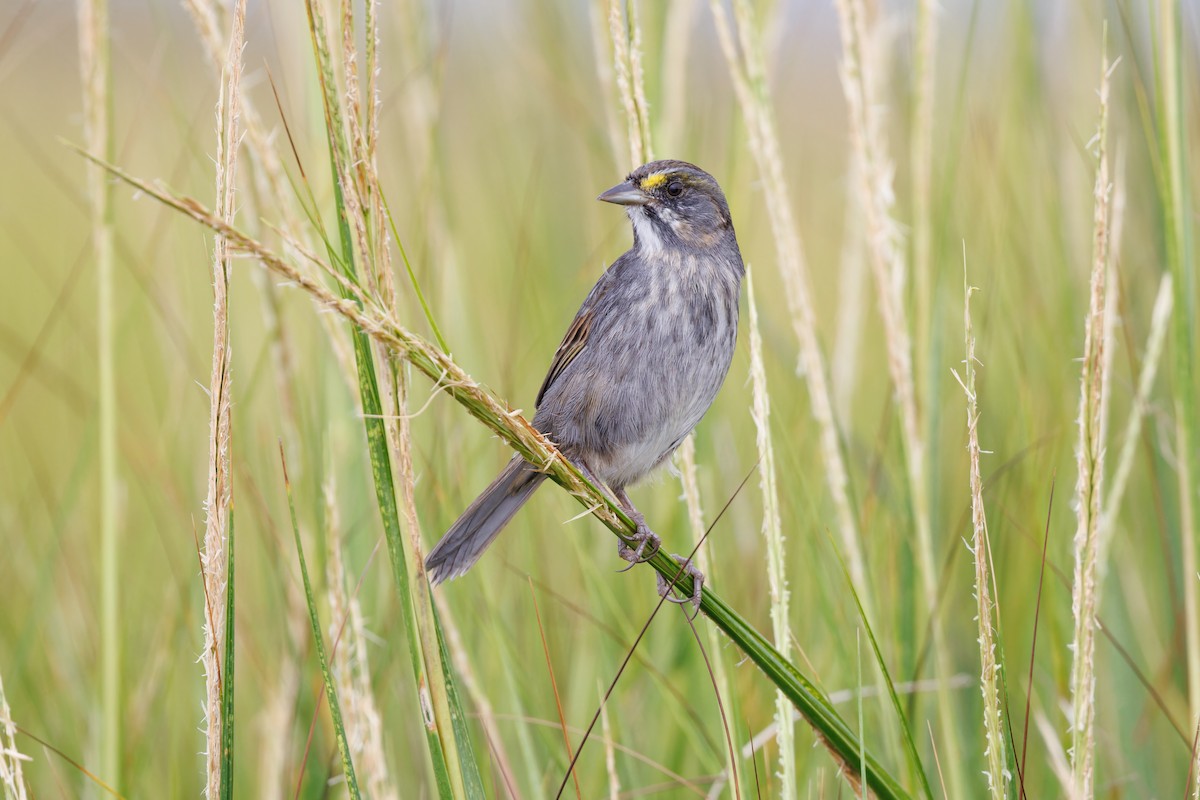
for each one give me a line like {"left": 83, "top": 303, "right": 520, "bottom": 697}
{"left": 426, "top": 160, "right": 743, "bottom": 608}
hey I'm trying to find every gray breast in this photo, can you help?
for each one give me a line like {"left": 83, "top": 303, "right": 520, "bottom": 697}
{"left": 538, "top": 252, "right": 741, "bottom": 489}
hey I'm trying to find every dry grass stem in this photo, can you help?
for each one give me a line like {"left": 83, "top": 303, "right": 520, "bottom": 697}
{"left": 1101, "top": 273, "right": 1172, "bottom": 562}
{"left": 708, "top": 0, "right": 871, "bottom": 618}
{"left": 676, "top": 436, "right": 706, "bottom": 563}
{"left": 588, "top": 0, "right": 626, "bottom": 166}
{"left": 675, "top": 432, "right": 742, "bottom": 791}
{"left": 955, "top": 268, "right": 1007, "bottom": 798}
{"left": 347, "top": 581, "right": 393, "bottom": 796}
{"left": 1035, "top": 711, "right": 1072, "bottom": 794}
{"left": 1068, "top": 34, "right": 1115, "bottom": 799}
{"left": 76, "top": 0, "right": 120, "bottom": 783}
{"left": 605, "top": 0, "right": 653, "bottom": 165}
{"left": 0, "top": 673, "right": 29, "bottom": 800}
{"left": 912, "top": 0, "right": 938, "bottom": 391}
{"left": 318, "top": 0, "right": 399, "bottom": 375}
{"left": 391, "top": 0, "right": 460, "bottom": 312}
{"left": 626, "top": 0, "right": 653, "bottom": 162}
{"left": 200, "top": 1, "right": 245, "bottom": 794}
{"left": 658, "top": 0, "right": 698, "bottom": 155}
{"left": 746, "top": 266, "right": 795, "bottom": 794}
{"left": 832, "top": 154, "right": 867, "bottom": 409}
{"left": 337, "top": 0, "right": 393, "bottom": 305}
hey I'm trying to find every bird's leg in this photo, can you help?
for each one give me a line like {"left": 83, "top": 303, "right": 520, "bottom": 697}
{"left": 613, "top": 487, "right": 661, "bottom": 564}
{"left": 570, "top": 459, "right": 657, "bottom": 565}
{"left": 573, "top": 458, "right": 646, "bottom": 567}
{"left": 657, "top": 554, "right": 704, "bottom": 617}
{"left": 609, "top": 485, "right": 704, "bottom": 614}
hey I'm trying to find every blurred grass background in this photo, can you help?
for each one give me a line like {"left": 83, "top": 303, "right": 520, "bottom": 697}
{"left": 1, "top": 0, "right": 1198, "bottom": 796}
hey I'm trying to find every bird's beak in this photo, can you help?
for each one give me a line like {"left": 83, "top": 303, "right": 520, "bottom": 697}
{"left": 597, "top": 180, "right": 650, "bottom": 206}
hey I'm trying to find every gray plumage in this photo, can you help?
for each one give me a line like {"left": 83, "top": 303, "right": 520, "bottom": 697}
{"left": 426, "top": 160, "right": 744, "bottom": 585}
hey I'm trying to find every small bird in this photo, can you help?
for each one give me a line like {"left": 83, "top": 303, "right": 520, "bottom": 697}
{"left": 426, "top": 160, "right": 744, "bottom": 607}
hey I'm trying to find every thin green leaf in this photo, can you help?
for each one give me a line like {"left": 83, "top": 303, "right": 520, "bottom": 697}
{"left": 280, "top": 448, "right": 361, "bottom": 800}
{"left": 433, "top": 604, "right": 486, "bottom": 798}
{"left": 219, "top": 508, "right": 235, "bottom": 800}
{"left": 380, "top": 190, "right": 449, "bottom": 353}
{"left": 829, "top": 527, "right": 934, "bottom": 799}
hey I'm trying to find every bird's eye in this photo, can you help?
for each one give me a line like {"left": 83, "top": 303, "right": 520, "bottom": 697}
{"left": 666, "top": 181, "right": 684, "bottom": 197}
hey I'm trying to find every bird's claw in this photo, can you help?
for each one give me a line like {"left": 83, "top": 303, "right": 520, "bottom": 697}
{"left": 610, "top": 492, "right": 698, "bottom": 617}
{"left": 617, "top": 519, "right": 661, "bottom": 568}
{"left": 657, "top": 554, "right": 704, "bottom": 618}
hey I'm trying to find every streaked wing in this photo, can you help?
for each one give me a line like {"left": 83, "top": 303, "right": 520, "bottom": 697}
{"left": 536, "top": 307, "right": 592, "bottom": 408}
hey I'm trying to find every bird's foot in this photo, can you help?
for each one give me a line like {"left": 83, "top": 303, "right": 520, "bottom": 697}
{"left": 614, "top": 488, "right": 661, "bottom": 567}
{"left": 657, "top": 554, "right": 704, "bottom": 617}
{"left": 616, "top": 512, "right": 661, "bottom": 568}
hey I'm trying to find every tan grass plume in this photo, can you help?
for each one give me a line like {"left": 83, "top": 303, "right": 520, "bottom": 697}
{"left": 954, "top": 263, "right": 1007, "bottom": 798}
{"left": 1068, "top": 34, "right": 1117, "bottom": 798}
{"left": 200, "top": 0, "right": 245, "bottom": 794}
{"left": 0, "top": 672, "right": 29, "bottom": 800}
{"left": 746, "top": 266, "right": 796, "bottom": 794}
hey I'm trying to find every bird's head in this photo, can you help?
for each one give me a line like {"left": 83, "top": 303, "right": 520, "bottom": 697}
{"left": 598, "top": 160, "right": 733, "bottom": 254}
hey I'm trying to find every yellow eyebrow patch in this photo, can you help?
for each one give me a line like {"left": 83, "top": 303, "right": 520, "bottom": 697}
{"left": 639, "top": 172, "right": 669, "bottom": 190}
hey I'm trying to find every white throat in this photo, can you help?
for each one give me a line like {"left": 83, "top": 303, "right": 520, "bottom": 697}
{"left": 629, "top": 208, "right": 666, "bottom": 255}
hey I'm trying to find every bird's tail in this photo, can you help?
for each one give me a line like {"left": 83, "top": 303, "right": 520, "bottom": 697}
{"left": 426, "top": 457, "right": 546, "bottom": 585}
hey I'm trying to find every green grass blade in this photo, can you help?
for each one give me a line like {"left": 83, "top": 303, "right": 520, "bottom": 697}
{"left": 434, "top": 605, "right": 486, "bottom": 798}
{"left": 219, "top": 508, "right": 235, "bottom": 800}
{"left": 830, "top": 529, "right": 933, "bottom": 799}
{"left": 280, "top": 451, "right": 361, "bottom": 799}
{"left": 1154, "top": 0, "right": 1200, "bottom": 734}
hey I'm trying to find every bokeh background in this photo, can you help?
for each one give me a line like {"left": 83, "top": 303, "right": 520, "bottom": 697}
{"left": 1, "top": 0, "right": 1198, "bottom": 796}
